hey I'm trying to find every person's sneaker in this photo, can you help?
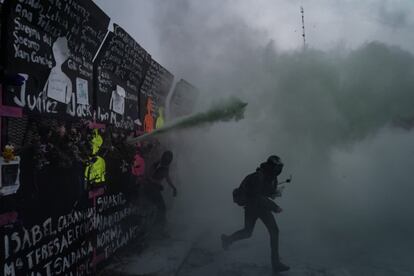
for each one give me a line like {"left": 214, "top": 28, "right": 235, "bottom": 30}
{"left": 221, "top": 234, "right": 230, "bottom": 250}
{"left": 273, "top": 261, "right": 290, "bottom": 273}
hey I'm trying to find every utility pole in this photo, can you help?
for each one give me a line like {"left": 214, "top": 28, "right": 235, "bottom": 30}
{"left": 300, "top": 6, "right": 306, "bottom": 49}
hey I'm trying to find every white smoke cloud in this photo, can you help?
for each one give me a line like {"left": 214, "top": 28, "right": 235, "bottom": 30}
{"left": 95, "top": 0, "right": 414, "bottom": 272}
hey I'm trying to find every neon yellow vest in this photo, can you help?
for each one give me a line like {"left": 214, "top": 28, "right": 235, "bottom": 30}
{"left": 85, "top": 156, "right": 106, "bottom": 183}
{"left": 156, "top": 107, "right": 165, "bottom": 129}
{"left": 85, "top": 129, "right": 106, "bottom": 184}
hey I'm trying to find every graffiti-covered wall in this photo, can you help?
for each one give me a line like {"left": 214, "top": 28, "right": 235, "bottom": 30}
{"left": 94, "top": 24, "right": 151, "bottom": 130}
{"left": 0, "top": 1, "right": 198, "bottom": 275}
{"left": 1, "top": 191, "right": 148, "bottom": 276}
{"left": 169, "top": 79, "right": 199, "bottom": 119}
{"left": 139, "top": 60, "right": 174, "bottom": 133}
{"left": 1, "top": 0, "right": 110, "bottom": 119}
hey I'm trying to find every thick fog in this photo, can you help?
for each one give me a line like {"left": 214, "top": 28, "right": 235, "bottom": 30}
{"left": 96, "top": 0, "right": 414, "bottom": 272}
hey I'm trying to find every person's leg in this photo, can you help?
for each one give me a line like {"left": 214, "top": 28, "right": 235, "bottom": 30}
{"left": 155, "top": 192, "right": 167, "bottom": 225}
{"left": 259, "top": 211, "right": 289, "bottom": 272}
{"left": 148, "top": 189, "right": 166, "bottom": 225}
{"left": 144, "top": 186, "right": 166, "bottom": 225}
{"left": 222, "top": 207, "right": 258, "bottom": 249}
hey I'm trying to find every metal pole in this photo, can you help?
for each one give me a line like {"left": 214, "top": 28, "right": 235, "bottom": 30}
{"left": 301, "top": 6, "right": 306, "bottom": 49}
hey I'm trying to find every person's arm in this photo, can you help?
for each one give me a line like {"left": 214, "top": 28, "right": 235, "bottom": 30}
{"left": 166, "top": 174, "right": 177, "bottom": 197}
{"left": 269, "top": 179, "right": 279, "bottom": 199}
{"left": 253, "top": 173, "right": 282, "bottom": 213}
{"left": 257, "top": 196, "right": 282, "bottom": 213}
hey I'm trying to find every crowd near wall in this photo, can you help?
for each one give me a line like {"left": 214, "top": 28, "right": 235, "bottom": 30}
{"left": 0, "top": 1, "right": 199, "bottom": 275}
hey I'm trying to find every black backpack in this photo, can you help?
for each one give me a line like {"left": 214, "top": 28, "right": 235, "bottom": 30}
{"left": 233, "top": 183, "right": 247, "bottom": 206}
{"left": 233, "top": 172, "right": 265, "bottom": 206}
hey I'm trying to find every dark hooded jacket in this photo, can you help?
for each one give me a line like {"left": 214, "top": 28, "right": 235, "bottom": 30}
{"left": 241, "top": 162, "right": 280, "bottom": 211}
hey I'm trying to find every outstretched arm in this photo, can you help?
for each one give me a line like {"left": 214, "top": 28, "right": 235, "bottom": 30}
{"left": 166, "top": 175, "right": 177, "bottom": 197}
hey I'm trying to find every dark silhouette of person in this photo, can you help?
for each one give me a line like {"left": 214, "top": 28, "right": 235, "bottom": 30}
{"left": 144, "top": 150, "right": 177, "bottom": 229}
{"left": 221, "top": 155, "right": 290, "bottom": 274}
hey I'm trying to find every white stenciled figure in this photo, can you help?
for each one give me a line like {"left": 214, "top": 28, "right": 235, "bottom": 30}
{"left": 44, "top": 37, "right": 72, "bottom": 104}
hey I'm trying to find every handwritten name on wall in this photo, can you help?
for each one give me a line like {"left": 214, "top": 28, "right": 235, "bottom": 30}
{"left": 2, "top": 0, "right": 110, "bottom": 119}
{"left": 94, "top": 25, "right": 151, "bottom": 130}
{"left": 2, "top": 192, "right": 140, "bottom": 276}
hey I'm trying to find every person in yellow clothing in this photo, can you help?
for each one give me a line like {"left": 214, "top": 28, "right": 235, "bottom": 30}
{"left": 156, "top": 107, "right": 165, "bottom": 129}
{"left": 85, "top": 129, "right": 106, "bottom": 188}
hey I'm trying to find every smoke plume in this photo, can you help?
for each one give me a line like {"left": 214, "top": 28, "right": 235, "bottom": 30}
{"left": 95, "top": 0, "right": 414, "bottom": 272}
{"left": 129, "top": 97, "right": 247, "bottom": 143}
{"left": 148, "top": 1, "right": 414, "bottom": 272}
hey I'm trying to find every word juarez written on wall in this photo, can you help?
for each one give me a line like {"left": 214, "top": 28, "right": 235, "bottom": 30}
{"left": 128, "top": 97, "right": 248, "bottom": 143}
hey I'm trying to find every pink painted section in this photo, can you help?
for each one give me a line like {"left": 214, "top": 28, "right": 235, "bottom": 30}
{"left": 88, "top": 121, "right": 106, "bottom": 129}
{"left": 0, "top": 211, "right": 18, "bottom": 226}
{"left": 89, "top": 187, "right": 105, "bottom": 199}
{"left": 0, "top": 83, "right": 22, "bottom": 117}
{"left": 0, "top": 105, "right": 23, "bottom": 117}
{"left": 132, "top": 153, "right": 145, "bottom": 176}
{"left": 89, "top": 187, "right": 105, "bottom": 207}
{"left": 0, "top": 85, "right": 24, "bottom": 147}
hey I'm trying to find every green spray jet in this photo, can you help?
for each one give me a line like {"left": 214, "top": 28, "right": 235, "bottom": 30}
{"left": 128, "top": 97, "right": 248, "bottom": 143}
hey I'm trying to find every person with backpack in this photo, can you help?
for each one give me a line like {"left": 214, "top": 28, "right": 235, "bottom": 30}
{"left": 221, "top": 155, "right": 290, "bottom": 274}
